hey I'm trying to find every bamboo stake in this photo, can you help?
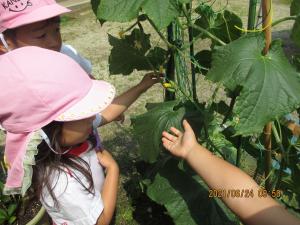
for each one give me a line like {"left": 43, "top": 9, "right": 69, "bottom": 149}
{"left": 262, "top": 0, "right": 272, "bottom": 192}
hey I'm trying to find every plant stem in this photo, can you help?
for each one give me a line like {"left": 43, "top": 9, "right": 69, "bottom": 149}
{"left": 262, "top": 0, "right": 272, "bottom": 193}
{"left": 165, "top": 24, "right": 176, "bottom": 101}
{"left": 248, "top": 0, "right": 258, "bottom": 30}
{"left": 26, "top": 207, "right": 46, "bottom": 225}
{"left": 272, "top": 16, "right": 297, "bottom": 27}
{"left": 264, "top": 124, "right": 272, "bottom": 191}
{"left": 253, "top": 158, "right": 263, "bottom": 181}
{"left": 271, "top": 123, "right": 287, "bottom": 190}
{"left": 236, "top": 136, "right": 242, "bottom": 168}
{"left": 190, "top": 24, "right": 226, "bottom": 46}
{"left": 180, "top": 4, "right": 226, "bottom": 46}
{"left": 222, "top": 95, "right": 237, "bottom": 125}
{"left": 124, "top": 20, "right": 139, "bottom": 33}
{"left": 186, "top": 3, "right": 197, "bottom": 101}
{"left": 146, "top": 17, "right": 174, "bottom": 49}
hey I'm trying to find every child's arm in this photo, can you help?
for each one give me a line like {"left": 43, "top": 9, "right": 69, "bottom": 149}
{"left": 286, "top": 121, "right": 300, "bottom": 136}
{"left": 162, "top": 120, "right": 300, "bottom": 225}
{"left": 96, "top": 150, "right": 119, "bottom": 225}
{"left": 100, "top": 72, "right": 162, "bottom": 125}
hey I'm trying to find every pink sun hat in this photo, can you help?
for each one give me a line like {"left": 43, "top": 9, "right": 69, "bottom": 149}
{"left": 0, "top": 0, "right": 70, "bottom": 33}
{"left": 0, "top": 46, "right": 115, "bottom": 191}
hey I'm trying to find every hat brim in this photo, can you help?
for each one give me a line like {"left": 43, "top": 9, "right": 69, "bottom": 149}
{"left": 2, "top": 4, "right": 70, "bottom": 32}
{"left": 56, "top": 80, "right": 116, "bottom": 122}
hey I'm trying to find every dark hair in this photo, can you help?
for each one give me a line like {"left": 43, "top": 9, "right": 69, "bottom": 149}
{"left": 32, "top": 121, "right": 95, "bottom": 207}
{"left": 3, "top": 29, "right": 15, "bottom": 38}
{"left": 2, "top": 16, "right": 61, "bottom": 39}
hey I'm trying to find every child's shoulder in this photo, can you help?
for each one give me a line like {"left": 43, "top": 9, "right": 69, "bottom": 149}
{"left": 60, "top": 44, "right": 92, "bottom": 74}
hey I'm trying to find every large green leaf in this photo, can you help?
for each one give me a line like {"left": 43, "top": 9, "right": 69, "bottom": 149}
{"left": 93, "top": 0, "right": 144, "bottom": 22}
{"left": 92, "top": 0, "right": 184, "bottom": 29}
{"left": 132, "top": 101, "right": 204, "bottom": 163}
{"left": 291, "top": 16, "right": 300, "bottom": 48}
{"left": 142, "top": 0, "right": 179, "bottom": 29}
{"left": 194, "top": 9, "right": 242, "bottom": 44}
{"left": 291, "top": 0, "right": 300, "bottom": 16}
{"left": 131, "top": 101, "right": 186, "bottom": 163}
{"left": 207, "top": 35, "right": 300, "bottom": 135}
{"left": 146, "top": 158, "right": 239, "bottom": 225}
{"left": 108, "top": 29, "right": 167, "bottom": 75}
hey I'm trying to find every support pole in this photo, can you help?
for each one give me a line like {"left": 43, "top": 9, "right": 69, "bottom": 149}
{"left": 262, "top": 0, "right": 272, "bottom": 192}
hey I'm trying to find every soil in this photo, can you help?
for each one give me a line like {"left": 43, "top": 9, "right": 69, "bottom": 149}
{"left": 17, "top": 200, "right": 45, "bottom": 225}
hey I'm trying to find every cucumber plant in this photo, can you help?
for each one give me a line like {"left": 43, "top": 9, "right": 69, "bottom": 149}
{"left": 91, "top": 0, "right": 300, "bottom": 223}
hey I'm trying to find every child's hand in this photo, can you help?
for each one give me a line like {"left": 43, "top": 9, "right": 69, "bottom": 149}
{"left": 138, "top": 72, "right": 163, "bottom": 92}
{"left": 96, "top": 150, "right": 119, "bottom": 171}
{"left": 162, "top": 120, "right": 198, "bottom": 159}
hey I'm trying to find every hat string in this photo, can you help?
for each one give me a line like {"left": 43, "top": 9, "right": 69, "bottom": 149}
{"left": 39, "top": 129, "right": 72, "bottom": 155}
{"left": 0, "top": 33, "right": 11, "bottom": 51}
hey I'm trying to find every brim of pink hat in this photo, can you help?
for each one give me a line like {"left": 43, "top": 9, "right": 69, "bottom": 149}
{"left": 56, "top": 80, "right": 116, "bottom": 122}
{"left": 1, "top": 4, "right": 70, "bottom": 32}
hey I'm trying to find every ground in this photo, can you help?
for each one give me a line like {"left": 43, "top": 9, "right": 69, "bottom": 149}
{"left": 0, "top": 0, "right": 297, "bottom": 224}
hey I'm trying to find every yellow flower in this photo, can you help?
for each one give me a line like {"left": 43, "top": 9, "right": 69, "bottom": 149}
{"left": 163, "top": 82, "right": 172, "bottom": 88}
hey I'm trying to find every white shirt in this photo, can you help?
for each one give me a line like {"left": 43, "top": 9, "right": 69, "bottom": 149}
{"left": 60, "top": 44, "right": 92, "bottom": 74}
{"left": 41, "top": 149, "right": 105, "bottom": 225}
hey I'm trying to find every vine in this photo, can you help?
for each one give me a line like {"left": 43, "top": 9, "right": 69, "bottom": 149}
{"left": 91, "top": 0, "right": 300, "bottom": 223}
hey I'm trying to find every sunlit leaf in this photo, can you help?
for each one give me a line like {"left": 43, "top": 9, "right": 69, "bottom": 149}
{"left": 207, "top": 34, "right": 300, "bottom": 135}
{"left": 93, "top": 0, "right": 144, "bottom": 22}
{"left": 91, "top": 0, "right": 187, "bottom": 29}
{"left": 143, "top": 0, "right": 179, "bottom": 29}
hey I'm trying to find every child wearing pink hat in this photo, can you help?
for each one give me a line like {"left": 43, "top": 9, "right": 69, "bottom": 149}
{"left": 0, "top": 46, "right": 119, "bottom": 225}
{"left": 0, "top": 0, "right": 162, "bottom": 195}
{"left": 0, "top": 0, "right": 89, "bottom": 71}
